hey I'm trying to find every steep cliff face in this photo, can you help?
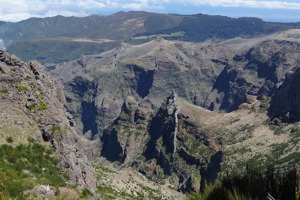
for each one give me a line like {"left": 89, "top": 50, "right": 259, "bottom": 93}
{"left": 269, "top": 68, "right": 300, "bottom": 122}
{"left": 0, "top": 50, "right": 96, "bottom": 191}
{"left": 139, "top": 92, "right": 222, "bottom": 192}
{"left": 100, "top": 91, "right": 222, "bottom": 192}
{"left": 52, "top": 38, "right": 229, "bottom": 139}
{"left": 101, "top": 96, "right": 152, "bottom": 163}
{"left": 205, "top": 38, "right": 300, "bottom": 112}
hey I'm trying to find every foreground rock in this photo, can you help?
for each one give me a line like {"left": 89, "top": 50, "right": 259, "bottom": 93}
{"left": 0, "top": 50, "right": 96, "bottom": 191}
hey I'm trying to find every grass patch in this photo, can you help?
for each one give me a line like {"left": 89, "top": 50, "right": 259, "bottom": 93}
{"left": 18, "top": 85, "right": 29, "bottom": 92}
{"left": 27, "top": 103, "right": 37, "bottom": 112}
{"left": 0, "top": 143, "right": 66, "bottom": 198}
{"left": 29, "top": 82, "right": 37, "bottom": 90}
{"left": 38, "top": 101, "right": 48, "bottom": 110}
{"left": 1, "top": 88, "right": 9, "bottom": 93}
{"left": 133, "top": 31, "right": 185, "bottom": 40}
{"left": 97, "top": 185, "right": 139, "bottom": 200}
{"left": 239, "top": 124, "right": 255, "bottom": 134}
{"left": 51, "top": 124, "right": 67, "bottom": 135}
{"left": 80, "top": 187, "right": 92, "bottom": 198}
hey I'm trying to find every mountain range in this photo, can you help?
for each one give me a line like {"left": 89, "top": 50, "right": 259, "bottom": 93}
{"left": 1, "top": 11, "right": 300, "bottom": 64}
{"left": 0, "top": 11, "right": 300, "bottom": 199}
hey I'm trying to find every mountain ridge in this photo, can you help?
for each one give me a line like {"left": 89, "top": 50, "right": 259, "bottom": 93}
{"left": 2, "top": 11, "right": 300, "bottom": 64}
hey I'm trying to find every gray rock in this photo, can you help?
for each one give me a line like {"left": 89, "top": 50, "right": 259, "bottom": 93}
{"left": 32, "top": 130, "right": 43, "bottom": 142}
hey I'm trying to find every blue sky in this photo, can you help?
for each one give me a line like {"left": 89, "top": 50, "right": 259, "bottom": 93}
{"left": 0, "top": 0, "right": 300, "bottom": 22}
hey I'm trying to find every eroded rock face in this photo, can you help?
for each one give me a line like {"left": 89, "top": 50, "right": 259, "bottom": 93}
{"left": 0, "top": 50, "right": 96, "bottom": 191}
{"left": 101, "top": 96, "right": 152, "bottom": 163}
{"left": 205, "top": 40, "right": 300, "bottom": 112}
{"left": 100, "top": 91, "right": 221, "bottom": 192}
{"left": 52, "top": 39, "right": 229, "bottom": 139}
{"left": 269, "top": 68, "right": 300, "bottom": 122}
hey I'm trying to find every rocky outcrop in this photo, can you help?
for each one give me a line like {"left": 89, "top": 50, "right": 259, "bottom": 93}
{"left": 101, "top": 96, "right": 152, "bottom": 164}
{"left": 0, "top": 50, "right": 96, "bottom": 191}
{"left": 269, "top": 68, "right": 300, "bottom": 122}
{"left": 98, "top": 91, "right": 220, "bottom": 192}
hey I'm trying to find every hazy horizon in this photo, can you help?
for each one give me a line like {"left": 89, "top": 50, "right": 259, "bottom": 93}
{"left": 0, "top": 0, "right": 300, "bottom": 23}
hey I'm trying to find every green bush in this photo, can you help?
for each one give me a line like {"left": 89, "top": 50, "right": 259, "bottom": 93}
{"left": 1, "top": 88, "right": 9, "bottom": 93}
{"left": 51, "top": 124, "right": 59, "bottom": 134}
{"left": 27, "top": 103, "right": 37, "bottom": 112}
{"left": 18, "top": 85, "right": 29, "bottom": 92}
{"left": 5, "top": 136, "right": 13, "bottom": 143}
{"left": 38, "top": 101, "right": 48, "bottom": 110}
{"left": 186, "top": 166, "right": 300, "bottom": 200}
{"left": 81, "top": 188, "right": 92, "bottom": 198}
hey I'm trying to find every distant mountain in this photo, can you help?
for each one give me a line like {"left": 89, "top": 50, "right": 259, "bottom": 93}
{"left": 1, "top": 11, "right": 299, "bottom": 64}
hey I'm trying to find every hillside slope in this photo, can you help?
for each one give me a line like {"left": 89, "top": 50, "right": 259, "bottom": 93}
{"left": 0, "top": 50, "right": 97, "bottom": 197}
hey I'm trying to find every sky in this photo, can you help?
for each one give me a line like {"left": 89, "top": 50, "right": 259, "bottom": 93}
{"left": 0, "top": 0, "right": 300, "bottom": 23}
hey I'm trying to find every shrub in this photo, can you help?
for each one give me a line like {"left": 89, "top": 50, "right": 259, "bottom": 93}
{"left": 27, "top": 103, "right": 37, "bottom": 112}
{"left": 51, "top": 124, "right": 59, "bottom": 134}
{"left": 81, "top": 188, "right": 92, "bottom": 198}
{"left": 18, "top": 85, "right": 29, "bottom": 92}
{"left": 5, "top": 136, "right": 13, "bottom": 143}
{"left": 38, "top": 101, "right": 48, "bottom": 110}
{"left": 187, "top": 166, "right": 300, "bottom": 200}
{"left": 1, "top": 88, "right": 9, "bottom": 93}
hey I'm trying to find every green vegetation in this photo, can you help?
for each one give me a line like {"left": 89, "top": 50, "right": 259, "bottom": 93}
{"left": 133, "top": 31, "right": 185, "bottom": 40}
{"left": 38, "top": 101, "right": 48, "bottom": 110}
{"left": 27, "top": 103, "right": 37, "bottom": 112}
{"left": 96, "top": 184, "right": 160, "bottom": 200}
{"left": 35, "top": 93, "right": 45, "bottom": 100}
{"left": 182, "top": 133, "right": 214, "bottom": 156}
{"left": 97, "top": 185, "right": 135, "bottom": 200}
{"left": 1, "top": 88, "right": 9, "bottom": 93}
{"left": 80, "top": 187, "right": 92, "bottom": 198}
{"left": 186, "top": 166, "right": 300, "bottom": 200}
{"left": 10, "top": 67, "right": 16, "bottom": 72}
{"left": 5, "top": 136, "right": 13, "bottom": 143}
{"left": 51, "top": 124, "right": 67, "bottom": 135}
{"left": 239, "top": 124, "right": 255, "bottom": 134}
{"left": 18, "top": 85, "right": 29, "bottom": 92}
{"left": 8, "top": 39, "right": 120, "bottom": 64}
{"left": 51, "top": 124, "right": 59, "bottom": 133}
{"left": 0, "top": 143, "right": 66, "bottom": 198}
{"left": 29, "top": 82, "right": 38, "bottom": 90}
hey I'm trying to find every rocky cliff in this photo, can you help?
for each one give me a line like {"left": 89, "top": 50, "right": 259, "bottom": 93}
{"left": 269, "top": 67, "right": 300, "bottom": 122}
{"left": 52, "top": 38, "right": 233, "bottom": 140}
{"left": 0, "top": 50, "right": 96, "bottom": 192}
{"left": 205, "top": 33, "right": 300, "bottom": 112}
{"left": 99, "top": 91, "right": 223, "bottom": 193}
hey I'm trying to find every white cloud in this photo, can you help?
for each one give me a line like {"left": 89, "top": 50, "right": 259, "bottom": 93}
{"left": 0, "top": 0, "right": 299, "bottom": 22}
{"left": 177, "top": 0, "right": 300, "bottom": 10}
